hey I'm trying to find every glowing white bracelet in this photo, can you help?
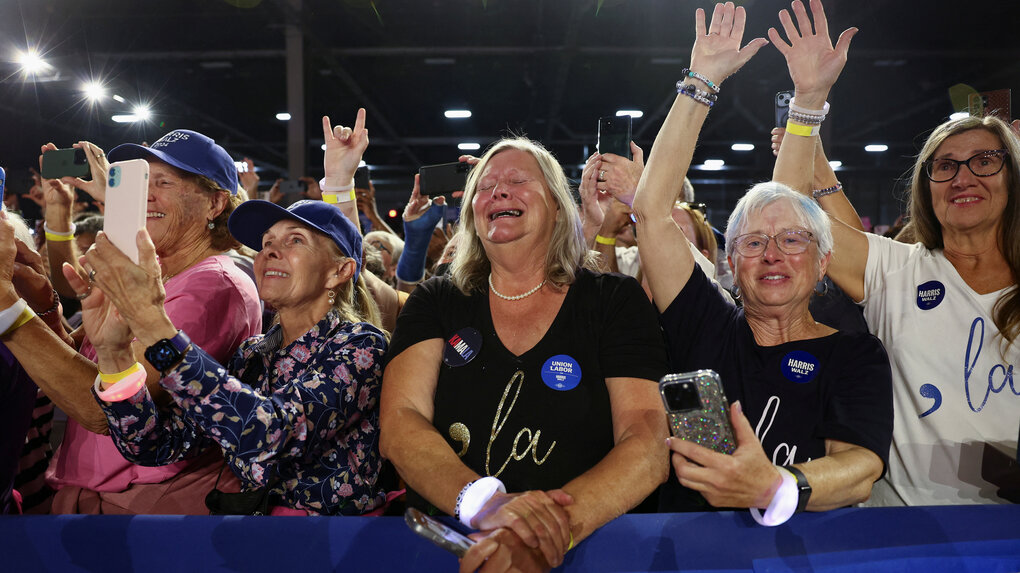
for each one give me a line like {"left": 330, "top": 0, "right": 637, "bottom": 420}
{"left": 318, "top": 177, "right": 355, "bottom": 193}
{"left": 788, "top": 98, "right": 830, "bottom": 117}
{"left": 92, "top": 366, "right": 148, "bottom": 403}
{"left": 455, "top": 476, "right": 506, "bottom": 527}
{"left": 750, "top": 467, "right": 798, "bottom": 526}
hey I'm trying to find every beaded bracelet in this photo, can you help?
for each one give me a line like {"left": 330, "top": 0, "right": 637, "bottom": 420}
{"left": 676, "top": 82, "right": 716, "bottom": 108}
{"left": 788, "top": 111, "right": 825, "bottom": 126}
{"left": 680, "top": 68, "right": 720, "bottom": 93}
{"left": 36, "top": 288, "right": 60, "bottom": 319}
{"left": 812, "top": 183, "right": 843, "bottom": 200}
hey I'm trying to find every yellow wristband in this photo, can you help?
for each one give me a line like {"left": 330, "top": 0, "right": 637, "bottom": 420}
{"left": 45, "top": 231, "right": 75, "bottom": 242}
{"left": 323, "top": 190, "right": 356, "bottom": 204}
{"left": 2, "top": 306, "right": 35, "bottom": 336}
{"left": 99, "top": 362, "right": 145, "bottom": 385}
{"left": 594, "top": 234, "right": 616, "bottom": 246}
{"left": 567, "top": 531, "right": 574, "bottom": 552}
{"left": 785, "top": 120, "right": 819, "bottom": 137}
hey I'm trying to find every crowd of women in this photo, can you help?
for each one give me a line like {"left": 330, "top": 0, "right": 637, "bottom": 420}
{"left": 0, "top": 0, "right": 1016, "bottom": 571}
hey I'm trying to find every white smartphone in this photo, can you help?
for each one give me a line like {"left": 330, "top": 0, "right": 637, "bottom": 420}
{"left": 104, "top": 159, "right": 149, "bottom": 263}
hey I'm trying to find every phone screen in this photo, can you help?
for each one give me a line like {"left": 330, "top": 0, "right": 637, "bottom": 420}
{"left": 354, "top": 166, "right": 371, "bottom": 189}
{"left": 597, "top": 116, "right": 632, "bottom": 159}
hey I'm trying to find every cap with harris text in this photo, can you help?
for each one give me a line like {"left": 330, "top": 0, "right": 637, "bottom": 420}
{"left": 108, "top": 130, "right": 239, "bottom": 194}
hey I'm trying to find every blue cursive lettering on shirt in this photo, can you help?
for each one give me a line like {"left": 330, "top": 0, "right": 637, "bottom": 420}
{"left": 963, "top": 317, "right": 1020, "bottom": 412}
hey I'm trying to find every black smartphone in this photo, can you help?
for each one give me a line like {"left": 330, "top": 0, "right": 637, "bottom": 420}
{"left": 405, "top": 507, "right": 476, "bottom": 557}
{"left": 775, "top": 90, "right": 794, "bottom": 128}
{"left": 419, "top": 162, "right": 470, "bottom": 196}
{"left": 597, "top": 116, "right": 632, "bottom": 159}
{"left": 659, "top": 370, "right": 736, "bottom": 454}
{"left": 354, "top": 166, "right": 371, "bottom": 190}
{"left": 41, "top": 148, "right": 91, "bottom": 180}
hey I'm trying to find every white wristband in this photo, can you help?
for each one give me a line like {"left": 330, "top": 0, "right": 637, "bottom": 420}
{"left": 318, "top": 177, "right": 355, "bottom": 193}
{"left": 0, "top": 299, "right": 29, "bottom": 335}
{"left": 43, "top": 222, "right": 76, "bottom": 237}
{"left": 456, "top": 476, "right": 506, "bottom": 527}
{"left": 750, "top": 467, "right": 798, "bottom": 526}
{"left": 788, "top": 97, "right": 830, "bottom": 117}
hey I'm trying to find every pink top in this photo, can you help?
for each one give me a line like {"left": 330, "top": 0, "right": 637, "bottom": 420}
{"left": 47, "top": 255, "right": 262, "bottom": 493}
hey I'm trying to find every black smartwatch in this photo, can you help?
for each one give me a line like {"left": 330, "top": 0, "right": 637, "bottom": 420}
{"left": 144, "top": 330, "right": 192, "bottom": 373}
{"left": 784, "top": 465, "right": 812, "bottom": 513}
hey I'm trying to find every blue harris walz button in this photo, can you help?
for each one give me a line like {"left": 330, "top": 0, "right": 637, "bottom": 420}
{"left": 916, "top": 280, "right": 946, "bottom": 310}
{"left": 781, "top": 350, "right": 819, "bottom": 384}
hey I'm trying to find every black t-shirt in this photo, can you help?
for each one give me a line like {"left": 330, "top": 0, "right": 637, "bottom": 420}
{"left": 658, "top": 267, "right": 893, "bottom": 511}
{"left": 387, "top": 269, "right": 667, "bottom": 504}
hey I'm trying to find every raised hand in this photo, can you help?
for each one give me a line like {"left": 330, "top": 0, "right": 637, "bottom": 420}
{"left": 238, "top": 157, "right": 260, "bottom": 196}
{"left": 322, "top": 108, "right": 369, "bottom": 187}
{"left": 38, "top": 144, "right": 75, "bottom": 209}
{"left": 63, "top": 141, "right": 110, "bottom": 203}
{"left": 767, "top": 0, "right": 857, "bottom": 105}
{"left": 688, "top": 2, "right": 769, "bottom": 89}
{"left": 402, "top": 174, "right": 445, "bottom": 224}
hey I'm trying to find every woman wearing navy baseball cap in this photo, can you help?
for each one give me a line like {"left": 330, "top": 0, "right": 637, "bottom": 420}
{"left": 70, "top": 194, "right": 389, "bottom": 515}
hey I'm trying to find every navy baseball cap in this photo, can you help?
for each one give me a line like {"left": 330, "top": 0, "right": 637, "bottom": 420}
{"left": 228, "top": 199, "right": 363, "bottom": 283}
{"left": 108, "top": 129, "right": 239, "bottom": 194}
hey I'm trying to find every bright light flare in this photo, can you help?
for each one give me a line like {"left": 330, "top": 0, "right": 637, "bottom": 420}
{"left": 15, "top": 49, "right": 50, "bottom": 75}
{"left": 615, "top": 110, "right": 643, "bottom": 118}
{"left": 864, "top": 144, "right": 888, "bottom": 153}
{"left": 276, "top": 112, "right": 291, "bottom": 121}
{"left": 82, "top": 81, "right": 106, "bottom": 102}
{"left": 444, "top": 110, "right": 472, "bottom": 119}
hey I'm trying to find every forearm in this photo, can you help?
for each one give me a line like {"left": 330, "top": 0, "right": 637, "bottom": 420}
{"left": 3, "top": 318, "right": 108, "bottom": 433}
{"left": 593, "top": 241, "right": 618, "bottom": 273}
{"left": 98, "top": 383, "right": 204, "bottom": 465}
{"left": 812, "top": 140, "right": 865, "bottom": 231}
{"left": 561, "top": 412, "right": 668, "bottom": 543}
{"left": 44, "top": 205, "right": 80, "bottom": 298}
{"left": 796, "top": 444, "right": 883, "bottom": 511}
{"left": 631, "top": 95, "right": 706, "bottom": 223}
{"left": 380, "top": 406, "right": 479, "bottom": 515}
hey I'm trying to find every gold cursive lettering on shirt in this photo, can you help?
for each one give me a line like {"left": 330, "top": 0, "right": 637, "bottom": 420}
{"left": 485, "top": 370, "right": 556, "bottom": 477}
{"left": 449, "top": 422, "right": 470, "bottom": 456}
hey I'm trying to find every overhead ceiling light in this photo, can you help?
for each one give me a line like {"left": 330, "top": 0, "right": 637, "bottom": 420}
{"left": 829, "top": 160, "right": 843, "bottom": 169}
{"left": 276, "top": 112, "right": 291, "bottom": 121}
{"left": 82, "top": 80, "right": 106, "bottom": 102}
{"left": 15, "top": 49, "right": 50, "bottom": 75}
{"left": 445, "top": 110, "right": 472, "bottom": 119}
{"left": 133, "top": 105, "right": 152, "bottom": 122}
{"left": 865, "top": 144, "right": 888, "bottom": 153}
{"left": 112, "top": 94, "right": 126, "bottom": 103}
{"left": 949, "top": 111, "right": 969, "bottom": 121}
{"left": 700, "top": 159, "right": 725, "bottom": 170}
{"left": 616, "top": 110, "right": 643, "bottom": 118}
{"left": 458, "top": 143, "right": 481, "bottom": 151}
{"left": 112, "top": 114, "right": 139, "bottom": 123}
{"left": 731, "top": 143, "right": 755, "bottom": 151}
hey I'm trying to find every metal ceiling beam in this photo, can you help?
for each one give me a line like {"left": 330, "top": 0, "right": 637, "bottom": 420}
{"left": 543, "top": 0, "right": 592, "bottom": 142}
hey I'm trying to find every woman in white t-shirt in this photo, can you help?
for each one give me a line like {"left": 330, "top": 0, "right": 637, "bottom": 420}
{"left": 775, "top": 28, "right": 1020, "bottom": 504}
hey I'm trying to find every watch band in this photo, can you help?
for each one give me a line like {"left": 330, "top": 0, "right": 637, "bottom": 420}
{"left": 784, "top": 465, "right": 812, "bottom": 513}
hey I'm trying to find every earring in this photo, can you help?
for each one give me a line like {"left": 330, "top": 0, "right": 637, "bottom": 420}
{"left": 327, "top": 290, "right": 336, "bottom": 305}
{"left": 207, "top": 221, "right": 215, "bottom": 230}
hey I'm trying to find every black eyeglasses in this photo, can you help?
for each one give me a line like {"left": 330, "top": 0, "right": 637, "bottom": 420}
{"left": 732, "top": 230, "right": 815, "bottom": 257}
{"left": 923, "top": 149, "right": 1009, "bottom": 183}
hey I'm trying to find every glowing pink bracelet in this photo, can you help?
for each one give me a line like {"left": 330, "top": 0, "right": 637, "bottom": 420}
{"left": 750, "top": 467, "right": 798, "bottom": 526}
{"left": 93, "top": 364, "right": 147, "bottom": 402}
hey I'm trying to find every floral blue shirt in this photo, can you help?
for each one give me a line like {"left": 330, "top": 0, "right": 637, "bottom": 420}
{"left": 97, "top": 310, "right": 388, "bottom": 515}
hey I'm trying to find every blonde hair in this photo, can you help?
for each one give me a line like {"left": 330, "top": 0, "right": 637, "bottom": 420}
{"left": 450, "top": 137, "right": 598, "bottom": 294}
{"left": 676, "top": 202, "right": 718, "bottom": 265}
{"left": 907, "top": 115, "right": 1020, "bottom": 346}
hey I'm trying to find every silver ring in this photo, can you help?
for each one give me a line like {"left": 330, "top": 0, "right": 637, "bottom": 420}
{"left": 88, "top": 269, "right": 96, "bottom": 282}
{"left": 598, "top": 170, "right": 606, "bottom": 181}
{"left": 75, "top": 284, "right": 93, "bottom": 301}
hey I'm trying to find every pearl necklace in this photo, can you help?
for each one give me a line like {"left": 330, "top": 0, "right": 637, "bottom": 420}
{"left": 488, "top": 274, "right": 547, "bottom": 301}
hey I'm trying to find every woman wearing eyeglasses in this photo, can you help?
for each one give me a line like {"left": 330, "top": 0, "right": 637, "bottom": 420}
{"left": 631, "top": 1, "right": 892, "bottom": 520}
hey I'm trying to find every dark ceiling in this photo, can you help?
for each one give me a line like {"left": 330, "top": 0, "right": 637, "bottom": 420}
{"left": 3, "top": 0, "right": 1020, "bottom": 223}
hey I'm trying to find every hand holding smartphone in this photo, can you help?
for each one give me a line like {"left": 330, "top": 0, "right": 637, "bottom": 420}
{"left": 774, "top": 90, "right": 794, "bottom": 128}
{"left": 659, "top": 370, "right": 736, "bottom": 454}
{"left": 103, "top": 160, "right": 149, "bottom": 263}
{"left": 418, "top": 162, "right": 470, "bottom": 197}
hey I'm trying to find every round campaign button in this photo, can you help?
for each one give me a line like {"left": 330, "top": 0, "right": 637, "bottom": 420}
{"left": 540, "top": 355, "right": 582, "bottom": 391}
{"left": 443, "top": 327, "right": 482, "bottom": 367}
{"left": 780, "top": 350, "right": 820, "bottom": 384}
{"left": 916, "top": 280, "right": 946, "bottom": 310}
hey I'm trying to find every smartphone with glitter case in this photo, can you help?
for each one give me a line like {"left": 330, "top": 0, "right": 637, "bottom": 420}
{"left": 659, "top": 370, "right": 736, "bottom": 454}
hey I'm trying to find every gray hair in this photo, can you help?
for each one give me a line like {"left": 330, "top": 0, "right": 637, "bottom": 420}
{"left": 725, "top": 181, "right": 833, "bottom": 264}
{"left": 364, "top": 231, "right": 404, "bottom": 262}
